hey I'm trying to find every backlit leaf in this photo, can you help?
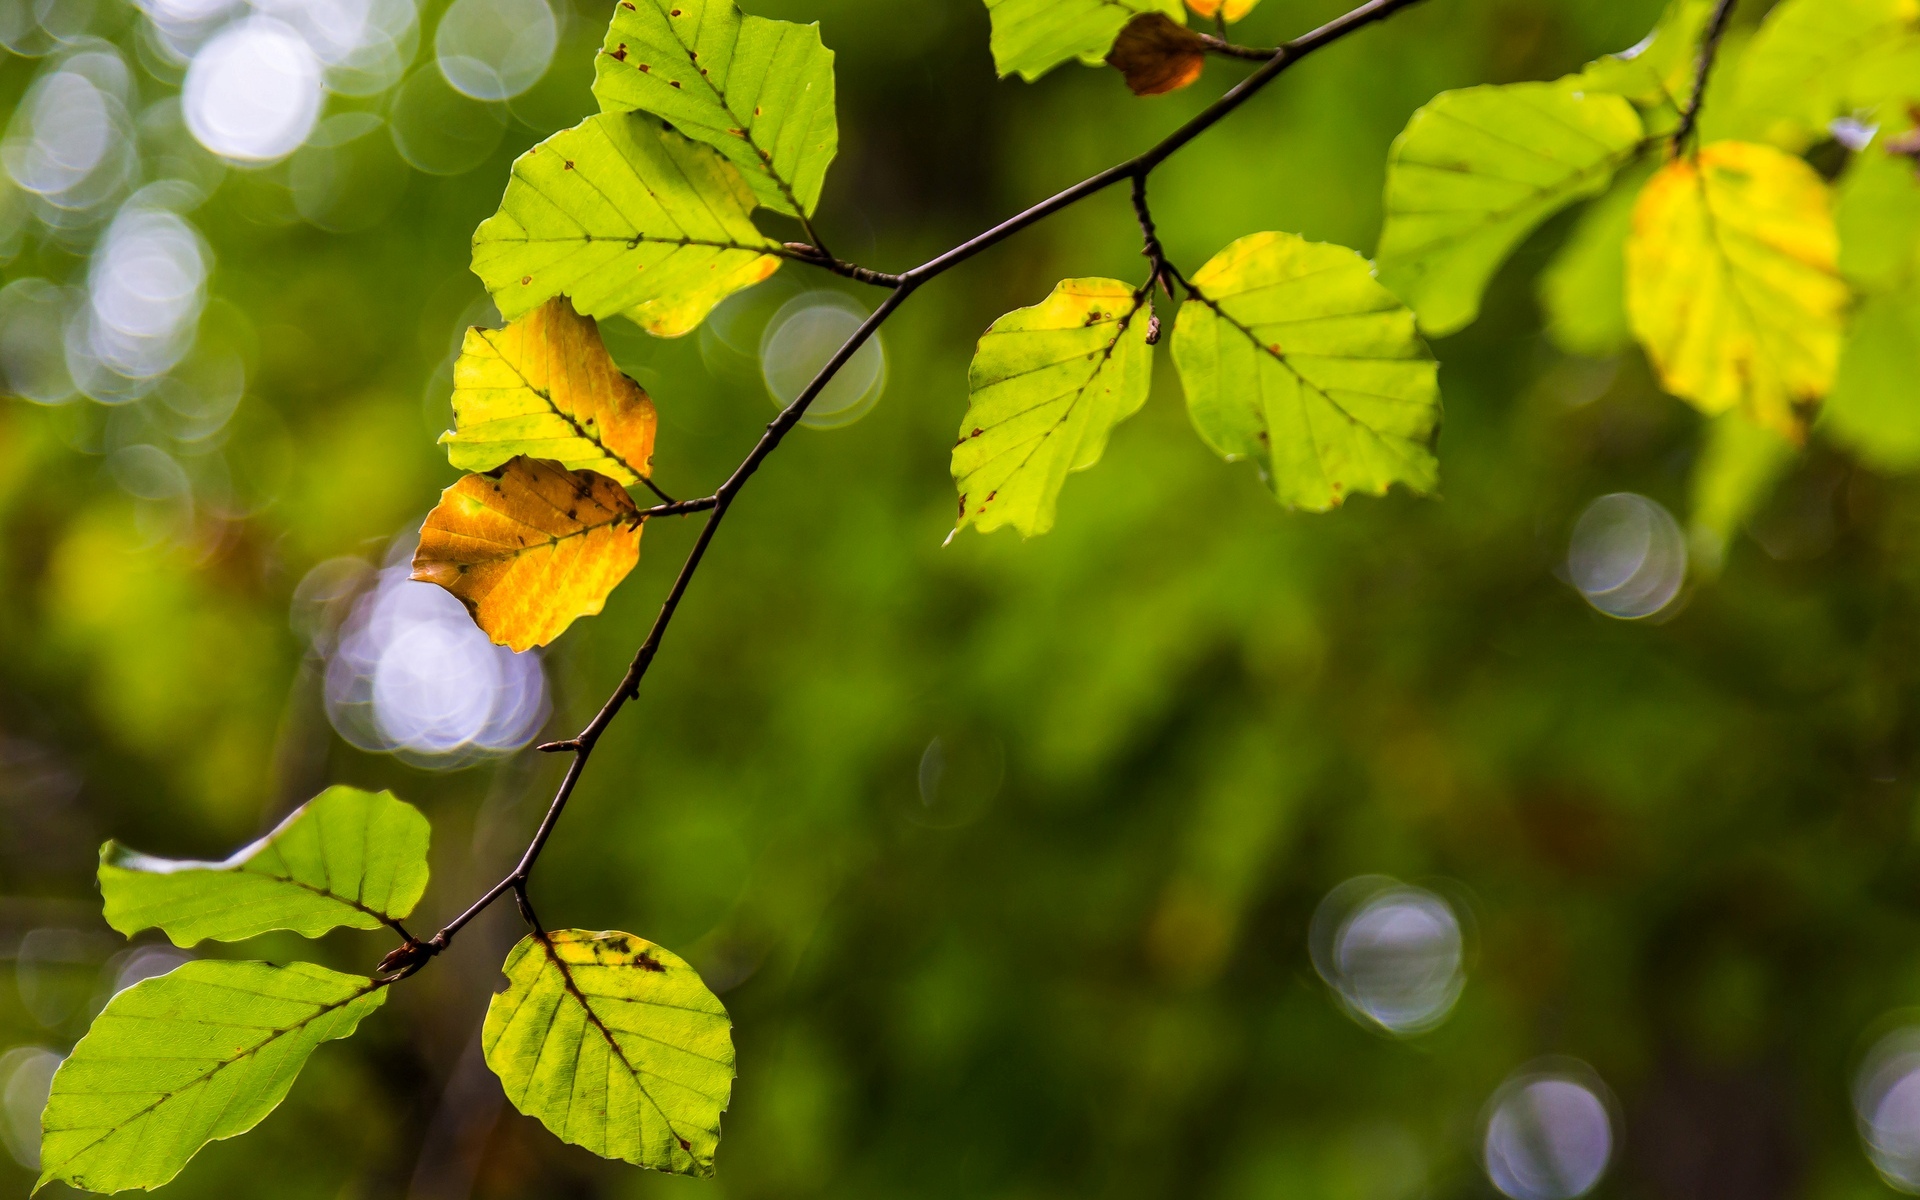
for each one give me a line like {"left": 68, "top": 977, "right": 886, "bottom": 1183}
{"left": 483, "top": 930, "right": 733, "bottom": 1176}
{"left": 953, "top": 278, "right": 1152, "bottom": 537}
{"left": 1107, "top": 13, "right": 1207, "bottom": 96}
{"left": 413, "top": 456, "right": 644, "bottom": 652}
{"left": 38, "top": 961, "right": 385, "bottom": 1194}
{"left": 1824, "top": 289, "right": 1920, "bottom": 469}
{"left": 1539, "top": 162, "right": 1655, "bottom": 357}
{"left": 1688, "top": 411, "right": 1796, "bottom": 573}
{"left": 471, "top": 112, "right": 782, "bottom": 339}
{"left": 592, "top": 0, "right": 837, "bottom": 218}
{"left": 1723, "top": 0, "right": 1918, "bottom": 150}
{"left": 1574, "top": 0, "right": 1713, "bottom": 130}
{"left": 1625, "top": 140, "right": 1847, "bottom": 438}
{"left": 99, "top": 784, "right": 428, "bottom": 946}
{"left": 441, "top": 297, "right": 659, "bottom": 486}
{"left": 984, "top": 0, "right": 1184, "bottom": 82}
{"left": 1186, "top": 0, "right": 1259, "bottom": 23}
{"left": 1836, "top": 147, "right": 1920, "bottom": 293}
{"left": 1172, "top": 231, "right": 1441, "bottom": 511}
{"left": 1376, "top": 82, "right": 1644, "bottom": 335}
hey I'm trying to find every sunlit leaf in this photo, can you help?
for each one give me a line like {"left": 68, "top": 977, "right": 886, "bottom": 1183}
{"left": 483, "top": 930, "right": 733, "bottom": 1176}
{"left": 1172, "top": 231, "right": 1440, "bottom": 511}
{"left": 1539, "top": 162, "right": 1655, "bottom": 357}
{"left": 1625, "top": 140, "right": 1847, "bottom": 438}
{"left": 1376, "top": 82, "right": 1644, "bottom": 335}
{"left": 1688, "top": 411, "right": 1796, "bottom": 573}
{"left": 471, "top": 112, "right": 782, "bottom": 339}
{"left": 441, "top": 297, "right": 659, "bottom": 487}
{"left": 1573, "top": 0, "right": 1712, "bottom": 129}
{"left": 953, "top": 278, "right": 1152, "bottom": 537}
{"left": 1186, "top": 0, "right": 1259, "bottom": 23}
{"left": 1107, "top": 13, "right": 1207, "bottom": 96}
{"left": 984, "top": 0, "right": 1184, "bottom": 82}
{"left": 1723, "top": 0, "right": 1917, "bottom": 150}
{"left": 1824, "top": 289, "right": 1920, "bottom": 469}
{"left": 99, "top": 785, "right": 428, "bottom": 946}
{"left": 592, "top": 0, "right": 837, "bottom": 218}
{"left": 413, "top": 456, "right": 644, "bottom": 652}
{"left": 38, "top": 961, "right": 385, "bottom": 1194}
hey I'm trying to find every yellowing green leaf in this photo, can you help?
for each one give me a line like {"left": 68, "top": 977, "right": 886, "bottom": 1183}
{"left": 483, "top": 930, "right": 733, "bottom": 1176}
{"left": 953, "top": 278, "right": 1152, "bottom": 537}
{"left": 1688, "top": 411, "right": 1796, "bottom": 573}
{"left": 1824, "top": 289, "right": 1920, "bottom": 469}
{"left": 1186, "top": 0, "right": 1259, "bottom": 23}
{"left": 1172, "top": 232, "right": 1441, "bottom": 511}
{"left": 1539, "top": 162, "right": 1655, "bottom": 357}
{"left": 99, "top": 785, "right": 428, "bottom": 946}
{"left": 592, "top": 0, "right": 837, "bottom": 218}
{"left": 471, "top": 112, "right": 782, "bottom": 339}
{"left": 38, "top": 961, "right": 385, "bottom": 1194}
{"left": 441, "top": 297, "right": 659, "bottom": 486}
{"left": 1376, "top": 82, "right": 1644, "bottom": 335}
{"left": 1724, "top": 0, "right": 1918, "bottom": 150}
{"left": 984, "top": 0, "right": 1184, "bottom": 82}
{"left": 1574, "top": 0, "right": 1713, "bottom": 129}
{"left": 1626, "top": 140, "right": 1847, "bottom": 438}
{"left": 413, "top": 456, "right": 643, "bottom": 652}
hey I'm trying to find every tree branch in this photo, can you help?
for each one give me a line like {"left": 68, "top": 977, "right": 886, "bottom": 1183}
{"left": 408, "top": 0, "right": 1432, "bottom": 970}
{"left": 1670, "top": 0, "right": 1739, "bottom": 158}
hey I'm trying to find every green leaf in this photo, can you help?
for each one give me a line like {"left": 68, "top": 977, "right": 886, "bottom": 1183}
{"left": 592, "top": 0, "right": 836, "bottom": 219}
{"left": 1538, "top": 161, "right": 1654, "bottom": 358}
{"left": 484, "top": 930, "right": 734, "bottom": 1176}
{"left": 1376, "top": 82, "right": 1644, "bottom": 336}
{"left": 441, "top": 296, "right": 660, "bottom": 486}
{"left": 98, "top": 785, "right": 429, "bottom": 946}
{"left": 983, "top": 0, "right": 1184, "bottom": 82}
{"left": 1172, "top": 231, "right": 1441, "bottom": 512}
{"left": 38, "top": 961, "right": 385, "bottom": 1194}
{"left": 1823, "top": 289, "right": 1920, "bottom": 470}
{"left": 1723, "top": 0, "right": 1917, "bottom": 150}
{"left": 1836, "top": 147, "right": 1920, "bottom": 294}
{"left": 471, "top": 112, "right": 783, "bottom": 339}
{"left": 1574, "top": 0, "right": 1713, "bottom": 129}
{"left": 1688, "top": 411, "right": 1796, "bottom": 574}
{"left": 953, "top": 278, "right": 1153, "bottom": 537}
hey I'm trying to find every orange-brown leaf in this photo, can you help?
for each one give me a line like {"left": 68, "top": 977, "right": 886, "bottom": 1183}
{"left": 1186, "top": 0, "right": 1259, "bottom": 23}
{"left": 1107, "top": 13, "right": 1207, "bottom": 96}
{"left": 413, "top": 456, "right": 643, "bottom": 652}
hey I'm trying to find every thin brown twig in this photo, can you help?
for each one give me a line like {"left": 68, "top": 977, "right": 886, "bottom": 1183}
{"left": 398, "top": 0, "right": 1433, "bottom": 974}
{"left": 1670, "top": 0, "right": 1739, "bottom": 158}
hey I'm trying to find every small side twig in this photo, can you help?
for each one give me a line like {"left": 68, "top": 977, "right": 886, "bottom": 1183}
{"left": 1197, "top": 32, "right": 1277, "bottom": 60}
{"left": 1670, "top": 0, "right": 1739, "bottom": 158}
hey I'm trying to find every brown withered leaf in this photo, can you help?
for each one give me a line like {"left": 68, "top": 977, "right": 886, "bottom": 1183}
{"left": 413, "top": 456, "right": 643, "bottom": 651}
{"left": 1106, "top": 13, "right": 1207, "bottom": 97}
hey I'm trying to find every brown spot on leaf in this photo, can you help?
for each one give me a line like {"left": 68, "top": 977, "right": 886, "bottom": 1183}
{"left": 520, "top": 275, "right": 532, "bottom": 285}
{"left": 970, "top": 427, "right": 983, "bottom": 438}
{"left": 1106, "top": 13, "right": 1207, "bottom": 97}
{"left": 669, "top": 79, "right": 682, "bottom": 88}
{"left": 563, "top": 160, "right": 575, "bottom": 170}
{"left": 611, "top": 45, "right": 627, "bottom": 60}
{"left": 634, "top": 952, "right": 666, "bottom": 972}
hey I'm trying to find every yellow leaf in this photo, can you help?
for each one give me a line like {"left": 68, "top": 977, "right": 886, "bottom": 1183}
{"left": 1186, "top": 0, "right": 1258, "bottom": 22}
{"left": 1107, "top": 13, "right": 1207, "bottom": 96}
{"left": 413, "top": 456, "right": 643, "bottom": 651}
{"left": 440, "top": 298, "right": 659, "bottom": 487}
{"left": 1626, "top": 141, "right": 1848, "bottom": 438}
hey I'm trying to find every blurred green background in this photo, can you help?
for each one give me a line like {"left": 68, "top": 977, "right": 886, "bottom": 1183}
{"left": 2, "top": 0, "right": 1917, "bottom": 1196}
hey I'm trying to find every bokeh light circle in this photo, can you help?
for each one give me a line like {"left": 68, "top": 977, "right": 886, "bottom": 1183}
{"left": 760, "top": 290, "right": 886, "bottom": 429}
{"left": 389, "top": 64, "right": 506, "bottom": 175}
{"left": 1482, "top": 1066, "right": 1615, "bottom": 1200}
{"left": 182, "top": 17, "right": 322, "bottom": 163}
{"left": 0, "top": 1046, "right": 62, "bottom": 1170}
{"left": 85, "top": 200, "right": 208, "bottom": 379}
{"left": 434, "top": 0, "right": 556, "bottom": 101}
{"left": 0, "top": 278, "right": 80, "bottom": 402}
{"left": 1310, "top": 875, "right": 1467, "bottom": 1035}
{"left": 1855, "top": 1026, "right": 1920, "bottom": 1190}
{"left": 1567, "top": 492, "right": 1686, "bottom": 620}
{"left": 312, "top": 552, "right": 549, "bottom": 769}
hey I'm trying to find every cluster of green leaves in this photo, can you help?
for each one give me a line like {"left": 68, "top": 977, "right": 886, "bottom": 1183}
{"left": 39, "top": 786, "right": 734, "bottom": 1193}
{"left": 1375, "top": 0, "right": 1920, "bottom": 566}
